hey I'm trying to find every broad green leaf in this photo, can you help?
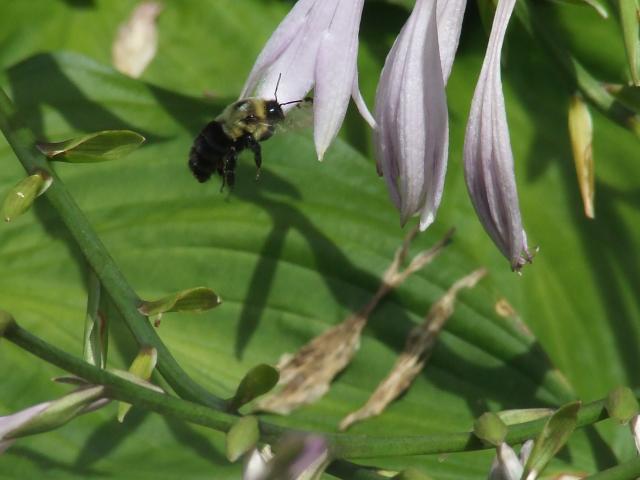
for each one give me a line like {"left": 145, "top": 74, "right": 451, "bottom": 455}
{"left": 0, "top": 1, "right": 638, "bottom": 479}
{"left": 138, "top": 287, "right": 222, "bottom": 317}
{"left": 225, "top": 416, "right": 259, "bottom": 462}
{"left": 393, "top": 468, "right": 434, "bottom": 480}
{"left": 36, "top": 130, "right": 145, "bottom": 163}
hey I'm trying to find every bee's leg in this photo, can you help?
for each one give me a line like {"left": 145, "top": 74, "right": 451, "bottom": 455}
{"left": 243, "top": 134, "right": 262, "bottom": 180}
{"left": 221, "top": 149, "right": 238, "bottom": 192}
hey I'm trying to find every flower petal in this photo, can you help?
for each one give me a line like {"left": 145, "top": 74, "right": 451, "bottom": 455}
{"left": 352, "top": 71, "right": 376, "bottom": 129}
{"left": 463, "top": 0, "right": 532, "bottom": 270}
{"left": 240, "top": 0, "right": 316, "bottom": 98}
{"left": 244, "top": 0, "right": 340, "bottom": 104}
{"left": 0, "top": 403, "right": 49, "bottom": 440}
{"left": 497, "top": 442, "right": 525, "bottom": 480}
{"left": 436, "top": 0, "right": 467, "bottom": 81}
{"left": 375, "top": 0, "right": 448, "bottom": 230}
{"left": 313, "top": 0, "right": 365, "bottom": 159}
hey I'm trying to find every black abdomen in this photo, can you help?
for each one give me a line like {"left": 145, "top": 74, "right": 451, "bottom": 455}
{"left": 188, "top": 121, "right": 232, "bottom": 183}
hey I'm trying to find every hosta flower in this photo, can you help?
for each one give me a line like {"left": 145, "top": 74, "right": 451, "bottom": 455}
{"left": 464, "top": 0, "right": 532, "bottom": 270}
{"left": 489, "top": 440, "right": 533, "bottom": 480}
{"left": 241, "top": 0, "right": 375, "bottom": 160}
{"left": 0, "top": 386, "right": 107, "bottom": 454}
{"left": 374, "top": 0, "right": 449, "bottom": 230}
{"left": 243, "top": 435, "right": 329, "bottom": 480}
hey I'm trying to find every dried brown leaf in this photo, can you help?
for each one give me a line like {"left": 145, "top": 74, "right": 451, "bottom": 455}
{"left": 339, "top": 268, "right": 487, "bottom": 431}
{"left": 254, "top": 229, "right": 453, "bottom": 415}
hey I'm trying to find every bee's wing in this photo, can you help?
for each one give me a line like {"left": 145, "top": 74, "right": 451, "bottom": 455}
{"left": 277, "top": 99, "right": 314, "bottom": 133}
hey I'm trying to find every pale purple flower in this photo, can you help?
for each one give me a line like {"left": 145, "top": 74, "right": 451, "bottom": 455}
{"left": 464, "top": 0, "right": 533, "bottom": 270}
{"left": 374, "top": 0, "right": 449, "bottom": 230}
{"left": 241, "top": 0, "right": 375, "bottom": 160}
{"left": 631, "top": 415, "right": 640, "bottom": 454}
{"left": 488, "top": 440, "right": 533, "bottom": 480}
{"left": 243, "top": 435, "right": 329, "bottom": 480}
{"left": 0, "top": 386, "right": 106, "bottom": 454}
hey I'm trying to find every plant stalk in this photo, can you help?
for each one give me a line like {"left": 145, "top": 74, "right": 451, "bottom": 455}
{"left": 0, "top": 87, "right": 224, "bottom": 409}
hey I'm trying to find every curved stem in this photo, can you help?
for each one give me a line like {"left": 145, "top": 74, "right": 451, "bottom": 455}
{"left": 0, "top": 87, "right": 224, "bottom": 409}
{"left": 586, "top": 457, "right": 640, "bottom": 480}
{"left": 0, "top": 320, "right": 618, "bottom": 460}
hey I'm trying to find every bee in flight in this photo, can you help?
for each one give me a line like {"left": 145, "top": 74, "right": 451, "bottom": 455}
{"left": 189, "top": 78, "right": 311, "bottom": 190}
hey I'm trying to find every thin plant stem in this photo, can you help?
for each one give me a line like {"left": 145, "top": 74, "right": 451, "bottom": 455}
{"left": 1, "top": 320, "right": 617, "bottom": 460}
{"left": 585, "top": 457, "right": 640, "bottom": 480}
{"left": 0, "top": 87, "right": 224, "bottom": 409}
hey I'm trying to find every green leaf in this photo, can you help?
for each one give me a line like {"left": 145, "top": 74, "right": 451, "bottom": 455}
{"left": 523, "top": 402, "right": 581, "bottom": 480}
{"left": 618, "top": 0, "right": 640, "bottom": 85}
{"left": 0, "top": 1, "right": 638, "bottom": 478}
{"left": 36, "top": 130, "right": 145, "bottom": 163}
{"left": 229, "top": 364, "right": 279, "bottom": 411}
{"left": 1, "top": 172, "right": 49, "bottom": 222}
{"left": 473, "top": 412, "right": 508, "bottom": 447}
{"left": 138, "top": 287, "right": 222, "bottom": 317}
{"left": 606, "top": 386, "right": 640, "bottom": 424}
{"left": 496, "top": 409, "right": 554, "bottom": 426}
{"left": 0, "top": 309, "right": 14, "bottom": 337}
{"left": 548, "top": 0, "right": 609, "bottom": 18}
{"left": 609, "top": 85, "right": 640, "bottom": 113}
{"left": 117, "top": 347, "right": 158, "bottom": 423}
{"left": 225, "top": 416, "right": 259, "bottom": 462}
{"left": 392, "top": 469, "right": 434, "bottom": 480}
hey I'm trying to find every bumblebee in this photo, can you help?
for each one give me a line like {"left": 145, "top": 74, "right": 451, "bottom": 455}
{"left": 189, "top": 92, "right": 310, "bottom": 189}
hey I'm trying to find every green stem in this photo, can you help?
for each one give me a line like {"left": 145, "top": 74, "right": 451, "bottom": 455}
{"left": 5, "top": 322, "right": 237, "bottom": 433}
{"left": 1, "top": 320, "right": 615, "bottom": 460}
{"left": 326, "top": 460, "right": 389, "bottom": 480}
{"left": 586, "top": 457, "right": 640, "bottom": 480}
{"left": 0, "top": 87, "right": 224, "bottom": 409}
{"left": 517, "top": 1, "right": 640, "bottom": 137}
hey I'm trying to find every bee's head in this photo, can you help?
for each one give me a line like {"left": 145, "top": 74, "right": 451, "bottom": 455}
{"left": 265, "top": 100, "right": 285, "bottom": 122}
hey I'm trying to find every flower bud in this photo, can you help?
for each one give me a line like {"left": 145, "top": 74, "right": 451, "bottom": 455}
{"left": 2, "top": 171, "right": 51, "bottom": 222}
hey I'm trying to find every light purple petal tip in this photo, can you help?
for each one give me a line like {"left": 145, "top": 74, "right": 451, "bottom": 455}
{"left": 241, "top": 0, "right": 370, "bottom": 159}
{"left": 463, "top": 0, "right": 532, "bottom": 271}
{"left": 375, "top": 0, "right": 449, "bottom": 230}
{"left": 314, "top": 0, "right": 365, "bottom": 160}
{"left": 437, "top": 0, "right": 468, "bottom": 82}
{"left": 0, "top": 403, "right": 49, "bottom": 440}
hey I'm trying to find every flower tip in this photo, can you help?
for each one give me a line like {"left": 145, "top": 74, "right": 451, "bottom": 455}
{"left": 419, "top": 212, "right": 435, "bottom": 232}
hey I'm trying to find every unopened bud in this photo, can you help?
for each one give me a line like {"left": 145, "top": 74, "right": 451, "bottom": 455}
{"left": 226, "top": 416, "right": 259, "bottom": 462}
{"left": 117, "top": 347, "right": 157, "bottom": 422}
{"left": 568, "top": 94, "right": 595, "bottom": 219}
{"left": 138, "top": 287, "right": 221, "bottom": 318}
{"left": 2, "top": 171, "right": 51, "bottom": 222}
{"left": 474, "top": 412, "right": 508, "bottom": 447}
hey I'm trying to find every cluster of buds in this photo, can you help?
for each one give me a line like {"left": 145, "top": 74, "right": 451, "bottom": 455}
{"left": 242, "top": 0, "right": 531, "bottom": 269}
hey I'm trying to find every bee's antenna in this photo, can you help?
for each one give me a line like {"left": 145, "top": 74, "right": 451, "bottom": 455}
{"left": 279, "top": 99, "right": 305, "bottom": 107}
{"left": 274, "top": 73, "right": 282, "bottom": 103}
